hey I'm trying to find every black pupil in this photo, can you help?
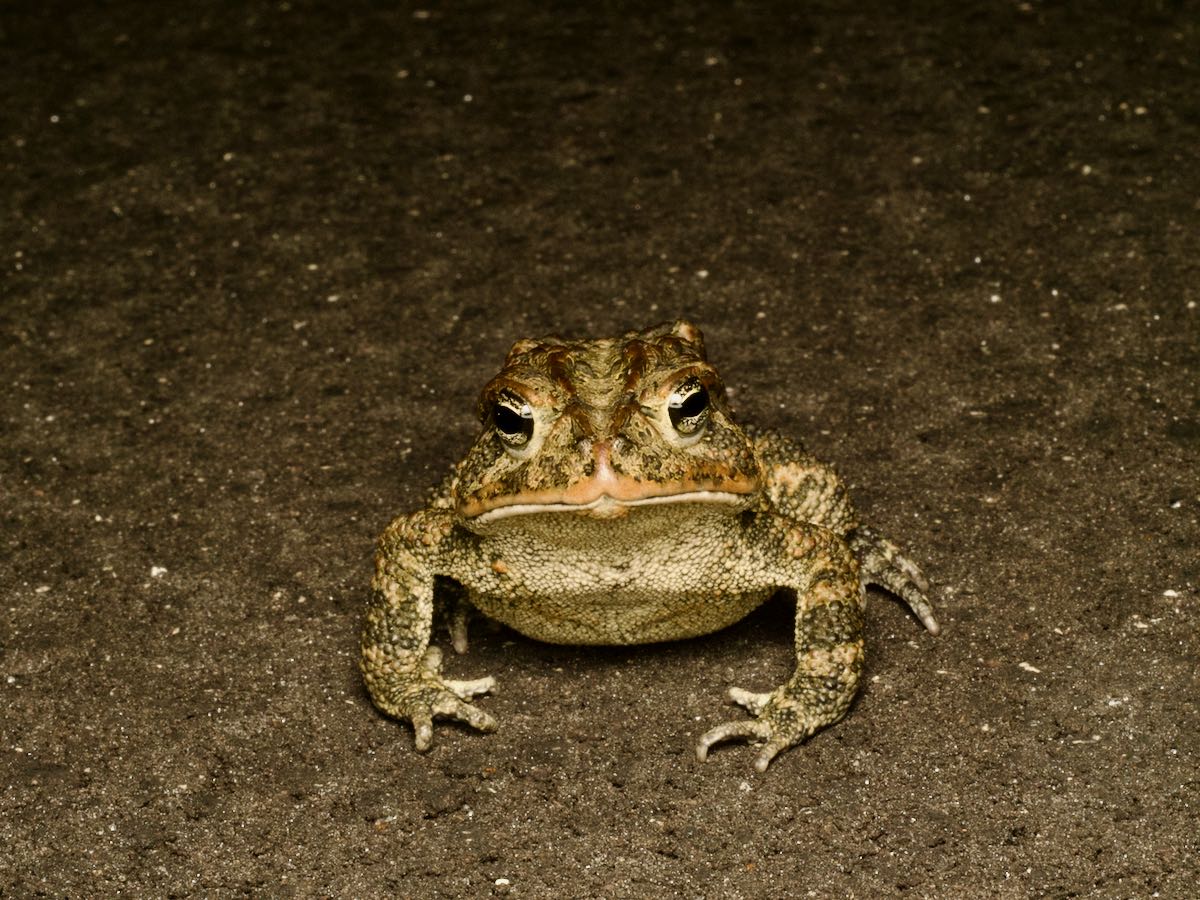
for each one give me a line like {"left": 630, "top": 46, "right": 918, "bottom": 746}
{"left": 494, "top": 403, "right": 522, "bottom": 434}
{"left": 669, "top": 383, "right": 710, "bottom": 432}
{"left": 677, "top": 386, "right": 708, "bottom": 418}
{"left": 494, "top": 401, "right": 531, "bottom": 440}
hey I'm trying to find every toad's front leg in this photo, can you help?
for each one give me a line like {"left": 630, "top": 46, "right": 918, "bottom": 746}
{"left": 360, "top": 510, "right": 496, "bottom": 751}
{"left": 696, "top": 522, "right": 864, "bottom": 772}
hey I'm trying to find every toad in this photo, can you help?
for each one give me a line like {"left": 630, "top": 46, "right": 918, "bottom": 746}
{"left": 361, "top": 321, "right": 939, "bottom": 771}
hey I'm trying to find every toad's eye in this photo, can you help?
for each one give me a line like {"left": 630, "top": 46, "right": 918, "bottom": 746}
{"left": 493, "top": 392, "right": 534, "bottom": 448}
{"left": 667, "top": 378, "right": 710, "bottom": 437}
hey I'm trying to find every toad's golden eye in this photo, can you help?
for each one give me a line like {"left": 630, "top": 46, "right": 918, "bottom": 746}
{"left": 667, "top": 377, "right": 710, "bottom": 436}
{"left": 493, "top": 391, "right": 534, "bottom": 448}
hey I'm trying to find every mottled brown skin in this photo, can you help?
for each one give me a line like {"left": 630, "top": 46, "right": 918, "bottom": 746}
{"left": 361, "top": 321, "right": 939, "bottom": 771}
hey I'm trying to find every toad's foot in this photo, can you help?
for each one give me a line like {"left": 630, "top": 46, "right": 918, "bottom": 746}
{"left": 696, "top": 685, "right": 840, "bottom": 773}
{"left": 850, "top": 525, "right": 940, "bottom": 635}
{"left": 368, "top": 646, "right": 496, "bottom": 751}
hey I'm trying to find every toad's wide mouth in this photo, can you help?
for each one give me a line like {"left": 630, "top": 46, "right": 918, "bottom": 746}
{"left": 458, "top": 441, "right": 759, "bottom": 523}
{"left": 467, "top": 486, "right": 753, "bottom": 525}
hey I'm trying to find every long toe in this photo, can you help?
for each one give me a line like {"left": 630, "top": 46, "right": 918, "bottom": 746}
{"left": 445, "top": 675, "right": 496, "bottom": 700}
{"left": 753, "top": 735, "right": 792, "bottom": 773}
{"left": 413, "top": 714, "right": 435, "bottom": 752}
{"left": 727, "top": 687, "right": 773, "bottom": 715}
{"left": 695, "top": 719, "right": 771, "bottom": 761}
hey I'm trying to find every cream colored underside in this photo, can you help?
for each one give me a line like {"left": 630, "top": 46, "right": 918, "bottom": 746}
{"left": 457, "top": 497, "right": 775, "bottom": 645}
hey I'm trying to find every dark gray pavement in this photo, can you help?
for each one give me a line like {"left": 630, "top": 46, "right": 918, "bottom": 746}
{"left": 2, "top": 2, "right": 1197, "bottom": 896}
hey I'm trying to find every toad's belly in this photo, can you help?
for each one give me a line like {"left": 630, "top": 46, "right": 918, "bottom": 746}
{"left": 467, "top": 583, "right": 775, "bottom": 645}
{"left": 454, "top": 504, "right": 777, "bottom": 644}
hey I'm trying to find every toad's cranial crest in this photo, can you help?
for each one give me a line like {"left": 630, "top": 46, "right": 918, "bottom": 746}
{"left": 361, "top": 320, "right": 939, "bottom": 771}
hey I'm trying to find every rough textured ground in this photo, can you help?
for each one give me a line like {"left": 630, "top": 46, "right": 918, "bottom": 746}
{"left": 2, "top": 1, "right": 1197, "bottom": 897}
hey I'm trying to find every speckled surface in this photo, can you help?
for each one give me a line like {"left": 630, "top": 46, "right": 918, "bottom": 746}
{"left": 2, "top": 1, "right": 1198, "bottom": 896}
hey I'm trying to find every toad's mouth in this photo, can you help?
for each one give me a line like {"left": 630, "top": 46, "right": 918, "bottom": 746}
{"left": 468, "top": 487, "right": 753, "bottom": 524}
{"left": 461, "top": 444, "right": 758, "bottom": 524}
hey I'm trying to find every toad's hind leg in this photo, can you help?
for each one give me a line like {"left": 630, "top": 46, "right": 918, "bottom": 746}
{"left": 849, "top": 525, "right": 940, "bottom": 635}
